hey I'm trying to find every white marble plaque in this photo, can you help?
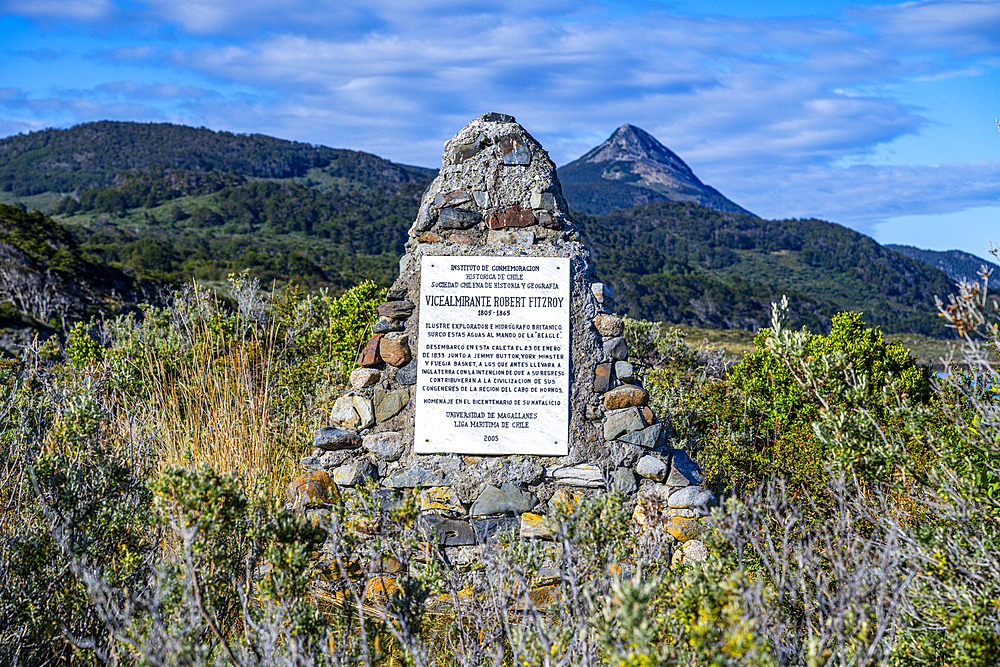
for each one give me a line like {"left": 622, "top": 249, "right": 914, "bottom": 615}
{"left": 415, "top": 256, "right": 570, "bottom": 455}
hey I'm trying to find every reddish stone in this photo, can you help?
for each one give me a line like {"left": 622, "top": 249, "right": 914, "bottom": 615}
{"left": 377, "top": 300, "right": 414, "bottom": 319}
{"left": 418, "top": 233, "right": 441, "bottom": 243}
{"left": 642, "top": 406, "right": 656, "bottom": 425}
{"left": 434, "top": 190, "right": 472, "bottom": 207}
{"left": 379, "top": 334, "right": 412, "bottom": 367}
{"left": 358, "top": 334, "right": 383, "bottom": 367}
{"left": 487, "top": 205, "right": 536, "bottom": 230}
{"left": 450, "top": 232, "right": 474, "bottom": 245}
{"left": 603, "top": 385, "right": 648, "bottom": 411}
{"left": 593, "top": 363, "right": 613, "bottom": 393}
{"left": 287, "top": 470, "right": 338, "bottom": 508}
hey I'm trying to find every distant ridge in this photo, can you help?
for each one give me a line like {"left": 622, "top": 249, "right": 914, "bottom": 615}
{"left": 885, "top": 244, "right": 999, "bottom": 286}
{"left": 558, "top": 124, "right": 753, "bottom": 216}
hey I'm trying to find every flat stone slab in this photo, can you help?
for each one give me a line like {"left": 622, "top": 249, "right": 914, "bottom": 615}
{"left": 314, "top": 427, "right": 362, "bottom": 451}
{"left": 604, "top": 407, "right": 646, "bottom": 440}
{"left": 620, "top": 423, "right": 663, "bottom": 449}
{"left": 333, "top": 459, "right": 377, "bottom": 487}
{"left": 471, "top": 516, "right": 520, "bottom": 544}
{"left": 470, "top": 483, "right": 539, "bottom": 516}
{"left": 550, "top": 464, "right": 604, "bottom": 488}
{"left": 665, "top": 449, "right": 704, "bottom": 487}
{"left": 668, "top": 486, "right": 716, "bottom": 510}
{"left": 418, "top": 515, "right": 476, "bottom": 546}
{"left": 363, "top": 431, "right": 405, "bottom": 462}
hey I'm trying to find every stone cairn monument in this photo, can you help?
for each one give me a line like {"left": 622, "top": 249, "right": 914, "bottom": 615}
{"left": 288, "top": 113, "right": 716, "bottom": 574}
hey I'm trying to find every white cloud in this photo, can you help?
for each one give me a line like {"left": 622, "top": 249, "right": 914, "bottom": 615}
{"left": 1, "top": 0, "right": 998, "bottom": 256}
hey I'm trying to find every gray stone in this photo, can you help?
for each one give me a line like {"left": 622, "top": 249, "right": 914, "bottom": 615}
{"left": 530, "top": 191, "right": 557, "bottom": 211}
{"left": 615, "top": 361, "right": 634, "bottom": 383}
{"left": 551, "top": 464, "right": 604, "bottom": 488}
{"left": 635, "top": 455, "right": 668, "bottom": 481}
{"left": 620, "top": 423, "right": 663, "bottom": 449}
{"left": 373, "top": 318, "right": 404, "bottom": 334}
{"left": 453, "top": 141, "right": 482, "bottom": 164}
{"left": 383, "top": 467, "right": 450, "bottom": 488}
{"left": 591, "top": 283, "right": 613, "bottom": 303}
{"left": 603, "top": 337, "right": 628, "bottom": 360}
{"left": 668, "top": 486, "right": 717, "bottom": 510}
{"left": 386, "top": 286, "right": 408, "bottom": 301}
{"left": 435, "top": 190, "right": 472, "bottom": 207}
{"left": 669, "top": 507, "right": 711, "bottom": 519}
{"left": 471, "top": 516, "right": 520, "bottom": 544}
{"left": 604, "top": 407, "right": 646, "bottom": 440}
{"left": 410, "top": 204, "right": 435, "bottom": 233}
{"left": 438, "top": 208, "right": 482, "bottom": 229}
{"left": 375, "top": 388, "right": 410, "bottom": 423}
{"left": 592, "top": 313, "right": 624, "bottom": 337}
{"left": 399, "top": 253, "right": 412, "bottom": 274}
{"left": 362, "top": 431, "right": 406, "bottom": 462}
{"left": 396, "top": 358, "right": 417, "bottom": 386}
{"left": 586, "top": 404, "right": 604, "bottom": 421}
{"left": 330, "top": 395, "right": 375, "bottom": 430}
{"left": 349, "top": 367, "right": 381, "bottom": 389}
{"left": 470, "top": 483, "right": 539, "bottom": 516}
{"left": 333, "top": 459, "right": 377, "bottom": 486}
{"left": 313, "top": 426, "right": 362, "bottom": 451}
{"left": 487, "top": 229, "right": 534, "bottom": 247}
{"left": 374, "top": 487, "right": 402, "bottom": 511}
{"left": 473, "top": 190, "right": 490, "bottom": 208}
{"left": 418, "top": 515, "right": 476, "bottom": 546}
{"left": 481, "top": 112, "right": 515, "bottom": 123}
{"left": 611, "top": 468, "right": 638, "bottom": 496}
{"left": 498, "top": 134, "right": 531, "bottom": 165}
{"left": 300, "top": 450, "right": 353, "bottom": 470}
{"left": 377, "top": 300, "right": 414, "bottom": 319}
{"left": 665, "top": 449, "right": 704, "bottom": 487}
{"left": 673, "top": 539, "right": 710, "bottom": 566}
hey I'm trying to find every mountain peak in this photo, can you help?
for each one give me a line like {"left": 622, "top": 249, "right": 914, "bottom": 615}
{"left": 580, "top": 124, "right": 698, "bottom": 182}
{"left": 559, "top": 124, "right": 753, "bottom": 217}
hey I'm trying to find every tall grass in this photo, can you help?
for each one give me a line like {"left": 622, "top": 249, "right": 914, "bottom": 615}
{"left": 141, "top": 313, "right": 299, "bottom": 500}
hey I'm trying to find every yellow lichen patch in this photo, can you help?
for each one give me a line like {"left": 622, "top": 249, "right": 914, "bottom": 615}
{"left": 519, "top": 512, "right": 556, "bottom": 540}
{"left": 549, "top": 488, "right": 581, "bottom": 514}
{"left": 420, "top": 487, "right": 465, "bottom": 515}
{"left": 364, "top": 575, "right": 402, "bottom": 606}
{"left": 527, "top": 585, "right": 561, "bottom": 607}
{"left": 287, "top": 470, "right": 338, "bottom": 509}
{"left": 665, "top": 516, "right": 710, "bottom": 542}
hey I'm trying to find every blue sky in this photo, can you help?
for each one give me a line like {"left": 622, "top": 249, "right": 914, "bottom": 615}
{"left": 1, "top": 0, "right": 998, "bottom": 260}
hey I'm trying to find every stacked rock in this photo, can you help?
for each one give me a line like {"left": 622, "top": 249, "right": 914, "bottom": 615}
{"left": 289, "top": 113, "right": 716, "bottom": 571}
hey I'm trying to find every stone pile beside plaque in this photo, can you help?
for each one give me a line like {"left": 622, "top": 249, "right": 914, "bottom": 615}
{"left": 290, "top": 113, "right": 714, "bottom": 569}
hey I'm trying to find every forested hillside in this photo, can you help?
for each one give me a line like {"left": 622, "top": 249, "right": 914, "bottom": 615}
{"left": 0, "top": 121, "right": 434, "bottom": 196}
{"left": 886, "top": 243, "right": 999, "bottom": 285}
{"left": 0, "top": 121, "right": 959, "bottom": 337}
{"left": 575, "top": 201, "right": 956, "bottom": 335}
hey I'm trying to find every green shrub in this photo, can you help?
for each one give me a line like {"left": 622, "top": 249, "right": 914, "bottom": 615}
{"left": 696, "top": 307, "right": 934, "bottom": 506}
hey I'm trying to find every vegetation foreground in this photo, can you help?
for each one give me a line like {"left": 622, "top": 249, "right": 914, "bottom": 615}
{"left": 2, "top": 264, "right": 999, "bottom": 666}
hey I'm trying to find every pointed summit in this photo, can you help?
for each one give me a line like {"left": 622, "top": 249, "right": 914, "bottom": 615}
{"left": 559, "top": 125, "right": 753, "bottom": 216}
